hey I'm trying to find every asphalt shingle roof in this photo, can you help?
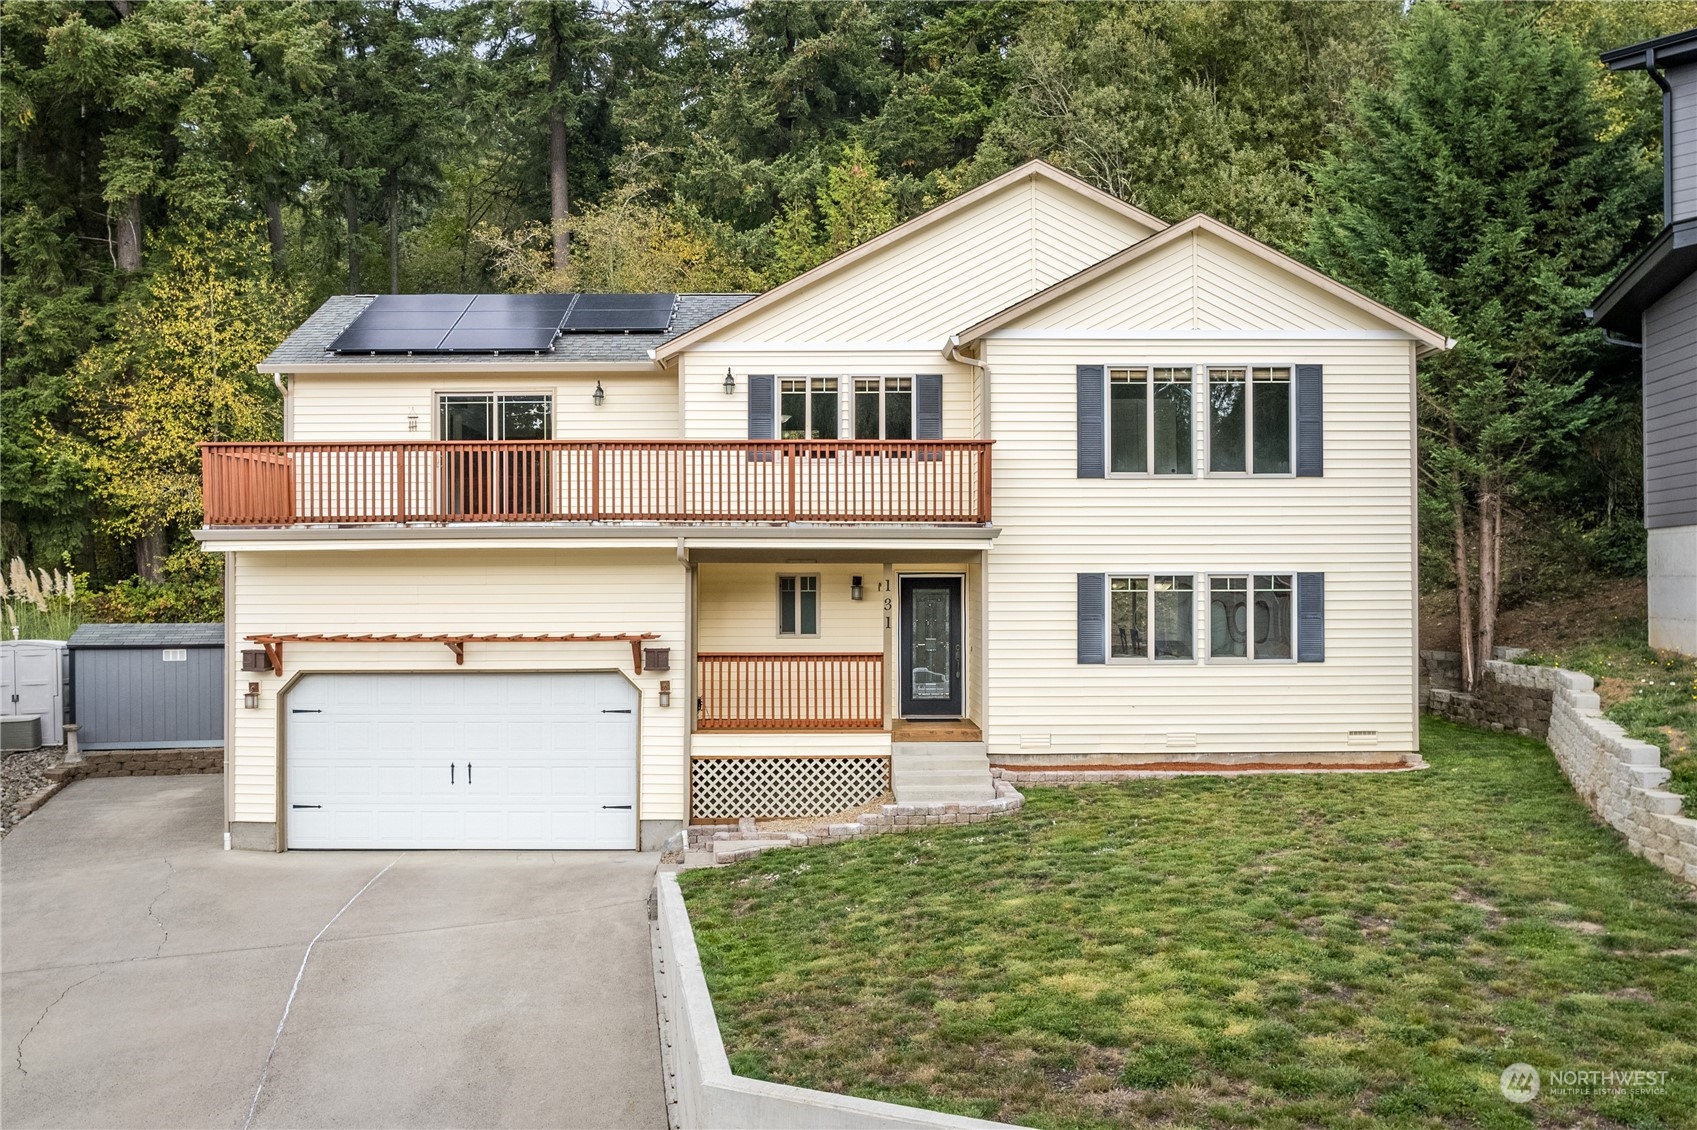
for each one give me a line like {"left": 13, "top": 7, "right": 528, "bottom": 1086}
{"left": 69, "top": 623, "right": 225, "bottom": 649}
{"left": 259, "top": 293, "right": 754, "bottom": 369}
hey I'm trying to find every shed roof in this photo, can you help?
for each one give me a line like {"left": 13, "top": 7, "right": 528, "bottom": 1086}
{"left": 68, "top": 623, "right": 225, "bottom": 649}
{"left": 260, "top": 293, "right": 753, "bottom": 372}
{"left": 1589, "top": 216, "right": 1697, "bottom": 334}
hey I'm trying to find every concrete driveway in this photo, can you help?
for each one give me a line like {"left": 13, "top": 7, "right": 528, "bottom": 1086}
{"left": 1, "top": 775, "right": 665, "bottom": 1129}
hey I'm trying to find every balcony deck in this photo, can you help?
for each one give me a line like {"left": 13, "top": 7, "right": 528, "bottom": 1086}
{"left": 201, "top": 440, "right": 992, "bottom": 528}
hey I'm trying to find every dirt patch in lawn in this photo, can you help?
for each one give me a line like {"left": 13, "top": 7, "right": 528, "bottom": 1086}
{"left": 1420, "top": 577, "right": 1646, "bottom": 653}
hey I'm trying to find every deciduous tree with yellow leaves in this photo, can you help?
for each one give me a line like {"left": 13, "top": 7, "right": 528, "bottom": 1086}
{"left": 70, "top": 223, "right": 298, "bottom": 581}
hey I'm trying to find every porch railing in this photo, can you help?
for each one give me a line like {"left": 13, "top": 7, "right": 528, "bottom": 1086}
{"left": 696, "top": 652, "right": 884, "bottom": 730}
{"left": 200, "top": 440, "right": 992, "bottom": 526}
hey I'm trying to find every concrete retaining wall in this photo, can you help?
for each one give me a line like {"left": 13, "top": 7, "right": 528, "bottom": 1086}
{"left": 651, "top": 874, "right": 1021, "bottom": 1130}
{"left": 1420, "top": 654, "right": 1695, "bottom": 887}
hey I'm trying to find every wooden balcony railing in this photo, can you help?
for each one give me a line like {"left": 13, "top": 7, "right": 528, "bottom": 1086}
{"left": 696, "top": 653, "right": 884, "bottom": 730}
{"left": 200, "top": 440, "right": 992, "bottom": 526}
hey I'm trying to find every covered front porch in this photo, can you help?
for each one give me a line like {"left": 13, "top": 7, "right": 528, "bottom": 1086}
{"left": 685, "top": 550, "right": 990, "bottom": 822}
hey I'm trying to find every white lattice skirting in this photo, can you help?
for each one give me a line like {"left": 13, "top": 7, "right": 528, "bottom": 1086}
{"left": 690, "top": 755, "right": 890, "bottom": 820}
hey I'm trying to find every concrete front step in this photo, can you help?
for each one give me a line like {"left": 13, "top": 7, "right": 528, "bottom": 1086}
{"left": 711, "top": 838, "right": 792, "bottom": 864}
{"left": 892, "top": 740, "right": 995, "bottom": 803}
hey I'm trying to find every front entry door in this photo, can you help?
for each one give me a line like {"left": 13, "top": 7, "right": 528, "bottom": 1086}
{"left": 900, "top": 576, "right": 964, "bottom": 717}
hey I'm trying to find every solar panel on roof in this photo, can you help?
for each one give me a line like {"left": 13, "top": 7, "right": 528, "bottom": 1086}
{"left": 325, "top": 292, "right": 674, "bottom": 353}
{"left": 561, "top": 293, "right": 675, "bottom": 334}
{"left": 327, "top": 294, "right": 577, "bottom": 354}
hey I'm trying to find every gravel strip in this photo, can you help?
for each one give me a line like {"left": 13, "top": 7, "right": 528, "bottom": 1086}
{"left": 2, "top": 746, "right": 65, "bottom": 836}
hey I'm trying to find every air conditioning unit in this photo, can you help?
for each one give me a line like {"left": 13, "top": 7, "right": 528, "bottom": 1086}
{"left": 1, "top": 715, "right": 43, "bottom": 753}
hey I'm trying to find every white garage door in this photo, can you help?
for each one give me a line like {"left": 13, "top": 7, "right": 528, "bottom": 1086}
{"left": 285, "top": 672, "right": 637, "bottom": 850}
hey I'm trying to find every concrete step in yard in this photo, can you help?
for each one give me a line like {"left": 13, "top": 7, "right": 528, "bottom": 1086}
{"left": 892, "top": 741, "right": 996, "bottom": 804}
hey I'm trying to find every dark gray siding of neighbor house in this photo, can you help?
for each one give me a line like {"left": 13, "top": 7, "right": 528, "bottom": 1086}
{"left": 1643, "top": 269, "right": 1697, "bottom": 528}
{"left": 1673, "top": 62, "right": 1697, "bottom": 222}
{"left": 68, "top": 624, "right": 224, "bottom": 749}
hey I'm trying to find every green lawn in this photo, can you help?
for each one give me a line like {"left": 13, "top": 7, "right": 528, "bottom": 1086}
{"left": 1519, "top": 636, "right": 1697, "bottom": 807}
{"left": 679, "top": 719, "right": 1697, "bottom": 1129}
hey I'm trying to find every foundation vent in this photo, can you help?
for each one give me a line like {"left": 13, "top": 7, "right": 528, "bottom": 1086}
{"left": 1165, "top": 732, "right": 1197, "bottom": 750}
{"left": 1347, "top": 730, "right": 1379, "bottom": 747}
{"left": 1019, "top": 734, "right": 1052, "bottom": 750}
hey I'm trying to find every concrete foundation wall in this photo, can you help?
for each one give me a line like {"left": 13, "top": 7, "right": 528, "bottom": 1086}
{"left": 652, "top": 874, "right": 1019, "bottom": 1129}
{"left": 1649, "top": 525, "right": 1697, "bottom": 656}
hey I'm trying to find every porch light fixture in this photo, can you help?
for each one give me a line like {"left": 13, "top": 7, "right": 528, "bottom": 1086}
{"left": 592, "top": 381, "right": 605, "bottom": 407}
{"left": 243, "top": 682, "right": 260, "bottom": 710}
{"left": 723, "top": 368, "right": 735, "bottom": 395}
{"left": 851, "top": 575, "right": 864, "bottom": 601}
{"left": 659, "top": 679, "right": 672, "bottom": 708}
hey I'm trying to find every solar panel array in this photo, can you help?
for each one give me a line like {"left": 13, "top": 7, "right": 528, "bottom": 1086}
{"left": 326, "top": 293, "right": 676, "bottom": 354}
{"left": 560, "top": 293, "right": 675, "bottom": 334}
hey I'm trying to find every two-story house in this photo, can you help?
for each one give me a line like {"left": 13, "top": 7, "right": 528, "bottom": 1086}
{"left": 198, "top": 160, "right": 1447, "bottom": 852}
{"left": 1591, "top": 27, "right": 1697, "bottom": 657}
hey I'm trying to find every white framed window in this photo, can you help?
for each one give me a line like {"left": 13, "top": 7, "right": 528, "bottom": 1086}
{"left": 1109, "top": 574, "right": 1195, "bottom": 660}
{"left": 1109, "top": 367, "right": 1193, "bottom": 475}
{"left": 780, "top": 378, "right": 839, "bottom": 440}
{"left": 1208, "top": 574, "right": 1294, "bottom": 660}
{"left": 437, "top": 393, "right": 553, "bottom": 440}
{"left": 778, "top": 574, "right": 820, "bottom": 636}
{"left": 1207, "top": 367, "right": 1292, "bottom": 474}
{"left": 853, "top": 377, "right": 913, "bottom": 440}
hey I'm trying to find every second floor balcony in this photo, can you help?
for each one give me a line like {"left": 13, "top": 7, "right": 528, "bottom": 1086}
{"left": 201, "top": 439, "right": 993, "bottom": 528}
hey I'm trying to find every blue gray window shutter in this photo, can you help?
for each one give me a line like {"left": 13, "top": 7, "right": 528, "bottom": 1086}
{"left": 915, "top": 375, "right": 943, "bottom": 439}
{"left": 747, "top": 375, "right": 775, "bottom": 439}
{"left": 1295, "top": 365, "right": 1323, "bottom": 477}
{"left": 1077, "top": 365, "right": 1105, "bottom": 478}
{"left": 1297, "top": 572, "right": 1325, "bottom": 662}
{"left": 1077, "top": 573, "right": 1106, "bottom": 664}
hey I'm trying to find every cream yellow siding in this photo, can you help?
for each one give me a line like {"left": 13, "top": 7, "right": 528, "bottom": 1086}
{"left": 226, "top": 548, "right": 688, "bottom": 826}
{"left": 678, "top": 350, "right": 977, "bottom": 440}
{"left": 700, "top": 177, "right": 1154, "bottom": 347}
{"left": 698, "top": 563, "right": 884, "bottom": 653}
{"left": 287, "top": 371, "right": 680, "bottom": 442}
{"left": 981, "top": 334, "right": 1416, "bottom": 757}
{"left": 1002, "top": 230, "right": 1395, "bottom": 334}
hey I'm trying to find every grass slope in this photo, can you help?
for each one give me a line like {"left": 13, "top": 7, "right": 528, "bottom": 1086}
{"left": 1519, "top": 636, "right": 1697, "bottom": 807}
{"left": 680, "top": 719, "right": 1697, "bottom": 1129}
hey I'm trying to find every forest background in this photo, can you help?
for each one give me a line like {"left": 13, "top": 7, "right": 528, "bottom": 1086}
{"left": 2, "top": 0, "right": 1694, "bottom": 660}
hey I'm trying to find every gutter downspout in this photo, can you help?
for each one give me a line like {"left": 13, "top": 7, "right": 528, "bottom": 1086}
{"left": 945, "top": 335, "right": 990, "bottom": 441}
{"left": 1645, "top": 47, "right": 1673, "bottom": 223}
{"left": 271, "top": 373, "right": 290, "bottom": 441}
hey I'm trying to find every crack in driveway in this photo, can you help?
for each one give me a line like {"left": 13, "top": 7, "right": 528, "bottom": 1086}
{"left": 145, "top": 857, "right": 175, "bottom": 957}
{"left": 14, "top": 971, "right": 103, "bottom": 1077}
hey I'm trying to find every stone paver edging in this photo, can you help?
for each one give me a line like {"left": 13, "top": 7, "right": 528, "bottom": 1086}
{"left": 650, "top": 873, "right": 1024, "bottom": 1129}
{"left": 686, "top": 779, "right": 1026, "bottom": 864}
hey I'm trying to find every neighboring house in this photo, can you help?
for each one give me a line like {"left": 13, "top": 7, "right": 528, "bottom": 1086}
{"left": 197, "top": 160, "right": 1447, "bottom": 853}
{"left": 1591, "top": 28, "right": 1697, "bottom": 657}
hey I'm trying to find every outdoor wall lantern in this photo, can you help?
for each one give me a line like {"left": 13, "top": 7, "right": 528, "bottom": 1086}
{"left": 592, "top": 380, "right": 606, "bottom": 407}
{"left": 243, "top": 682, "right": 260, "bottom": 710}
{"left": 851, "top": 575, "right": 864, "bottom": 601}
{"left": 723, "top": 368, "right": 736, "bottom": 395}
{"left": 659, "top": 680, "right": 672, "bottom": 708}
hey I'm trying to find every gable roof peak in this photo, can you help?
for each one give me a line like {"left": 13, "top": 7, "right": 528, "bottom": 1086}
{"left": 651, "top": 159, "right": 1165, "bottom": 361}
{"left": 954, "top": 211, "right": 1451, "bottom": 355}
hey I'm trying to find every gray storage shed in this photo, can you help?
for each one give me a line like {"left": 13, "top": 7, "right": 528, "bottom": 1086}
{"left": 68, "top": 623, "right": 224, "bottom": 750}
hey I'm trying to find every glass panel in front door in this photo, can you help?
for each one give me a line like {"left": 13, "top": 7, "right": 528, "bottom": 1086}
{"left": 910, "top": 587, "right": 952, "bottom": 703}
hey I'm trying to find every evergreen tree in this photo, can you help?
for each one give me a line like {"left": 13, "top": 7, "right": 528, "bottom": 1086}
{"left": 1307, "top": 1, "right": 1659, "bottom": 688}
